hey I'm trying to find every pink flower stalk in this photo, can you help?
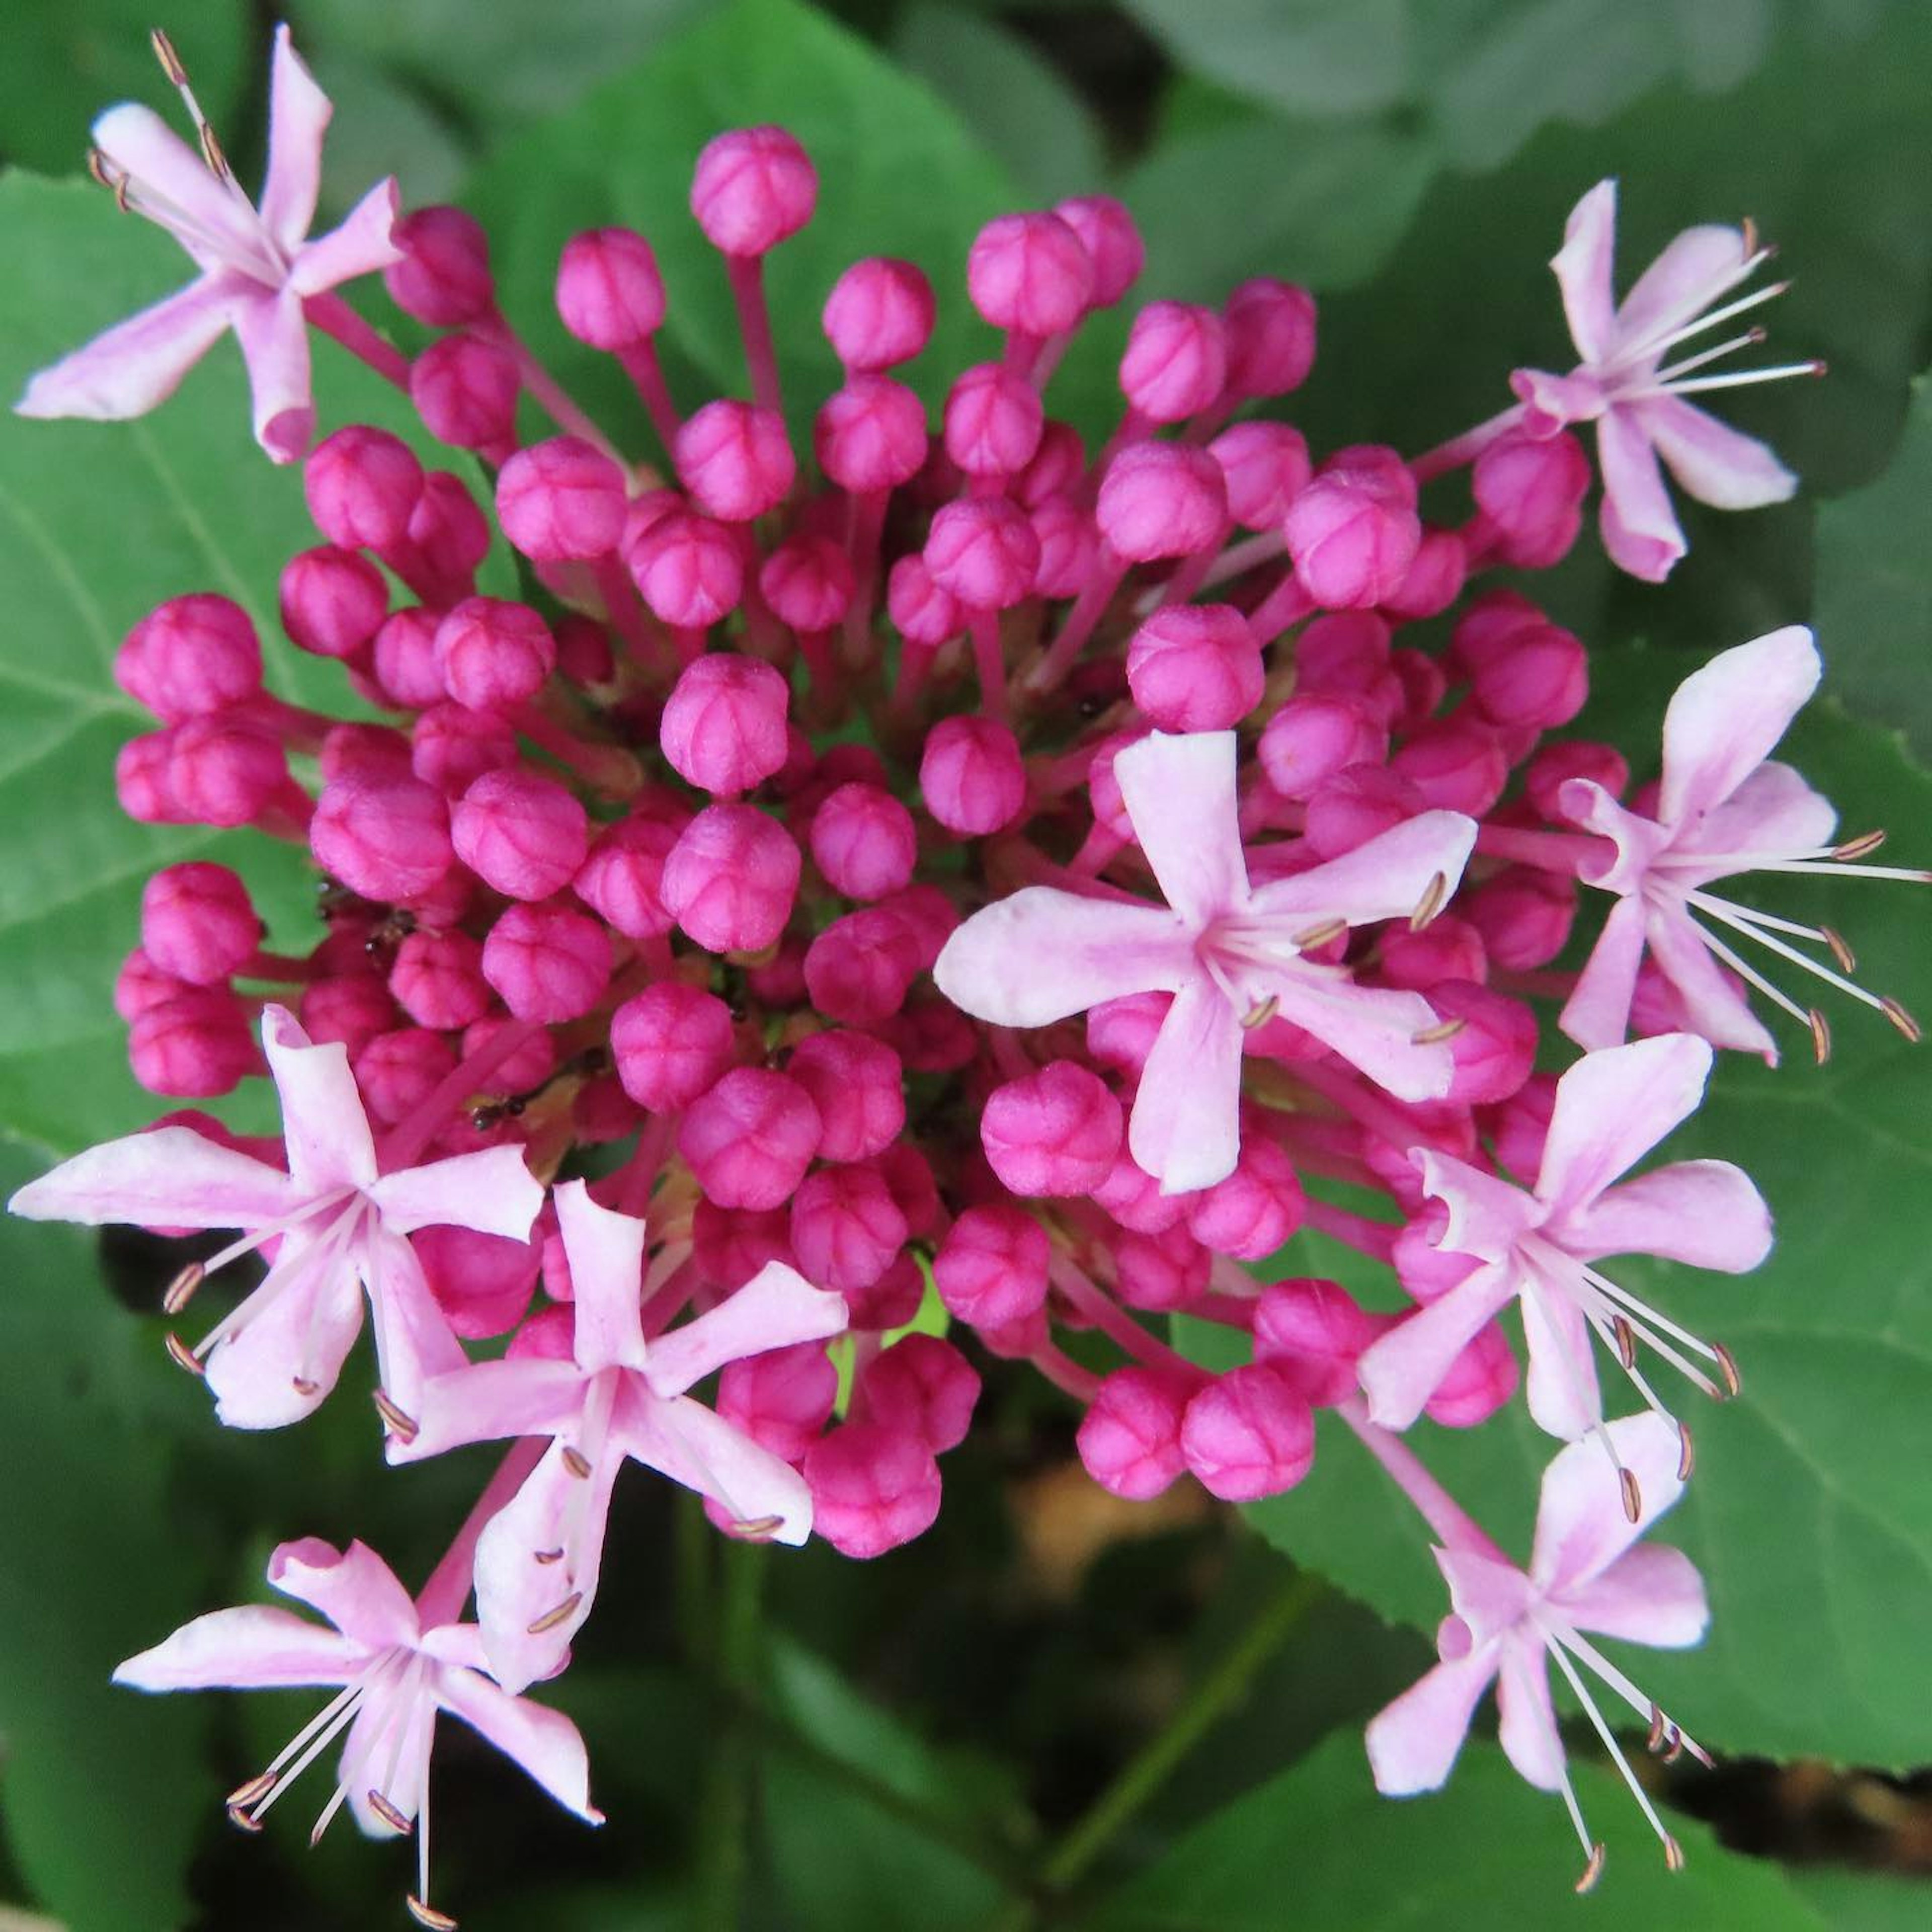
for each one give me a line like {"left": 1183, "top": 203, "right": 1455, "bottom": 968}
{"left": 1509, "top": 180, "right": 1810, "bottom": 581}
{"left": 1366, "top": 1414, "right": 1709, "bottom": 1886}
{"left": 1359, "top": 1033, "right": 1768, "bottom": 1451}
{"left": 1557, "top": 625, "right": 1927, "bottom": 1061}
{"left": 115, "top": 1537, "right": 599, "bottom": 1926}
{"left": 401, "top": 1181, "right": 846, "bottom": 1691}
{"left": 9, "top": 1005, "right": 542, "bottom": 1430}
{"left": 936, "top": 731, "right": 1477, "bottom": 1191}
{"left": 15, "top": 28, "right": 402, "bottom": 461}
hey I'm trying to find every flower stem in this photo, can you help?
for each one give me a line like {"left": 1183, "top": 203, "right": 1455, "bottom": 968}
{"left": 696, "top": 1538, "right": 766, "bottom": 1930}
{"left": 304, "top": 292, "right": 411, "bottom": 391}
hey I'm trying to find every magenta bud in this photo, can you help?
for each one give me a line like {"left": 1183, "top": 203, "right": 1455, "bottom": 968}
{"left": 943, "top": 363, "right": 1044, "bottom": 477}
{"left": 1423, "top": 1321, "right": 1520, "bottom": 1429}
{"left": 497, "top": 438, "right": 628, "bottom": 561}
{"left": 814, "top": 375, "right": 930, "bottom": 494}
{"left": 612, "top": 981, "right": 736, "bottom": 1110}
{"left": 660, "top": 652, "right": 792, "bottom": 797}
{"left": 301, "top": 975, "right": 398, "bottom": 1056}
{"left": 1016, "top": 421, "right": 1088, "bottom": 508}
{"left": 481, "top": 900, "right": 611, "bottom": 1022}
{"left": 919, "top": 715, "right": 1027, "bottom": 838}
{"left": 118, "top": 731, "right": 181, "bottom": 822}
{"left": 626, "top": 510, "right": 744, "bottom": 629}
{"left": 312, "top": 773, "right": 452, "bottom": 902}
{"left": 303, "top": 426, "right": 425, "bottom": 551}
{"left": 967, "top": 211, "right": 1092, "bottom": 337}
{"left": 389, "top": 928, "right": 493, "bottom": 1030}
{"left": 1084, "top": 732, "right": 1146, "bottom": 843}
{"left": 555, "top": 226, "right": 666, "bottom": 347}
{"left": 465, "top": 1015, "right": 558, "bottom": 1094}
{"left": 1473, "top": 430, "right": 1591, "bottom": 569}
{"left": 933, "top": 1204, "right": 1050, "bottom": 1330}
{"left": 1119, "top": 300, "right": 1228, "bottom": 424}
{"left": 691, "top": 126, "right": 817, "bottom": 256}
{"left": 1470, "top": 622, "right": 1588, "bottom": 732}
{"left": 1430, "top": 980, "right": 1537, "bottom": 1105}
{"left": 1302, "top": 764, "right": 1428, "bottom": 860}
{"left": 277, "top": 545, "right": 388, "bottom": 660}
{"left": 1525, "top": 740, "right": 1628, "bottom": 823}
{"left": 822, "top": 257, "right": 935, "bottom": 370}
{"left": 662, "top": 804, "right": 800, "bottom": 953}
{"left": 884, "top": 554, "right": 961, "bottom": 648}
{"left": 1092, "top": 1148, "right": 1188, "bottom": 1234}
{"left": 804, "top": 1422, "right": 941, "bottom": 1558}
{"left": 1126, "top": 604, "right": 1263, "bottom": 732}
{"left": 354, "top": 1025, "right": 457, "bottom": 1126}
{"left": 416, "top": 1223, "right": 540, "bottom": 1340}
{"left": 981, "top": 1060, "right": 1121, "bottom": 1198}
{"left": 1487, "top": 1071, "right": 1558, "bottom": 1186}
{"left": 680, "top": 1066, "right": 822, "bottom": 1211}
{"left": 411, "top": 701, "right": 518, "bottom": 797}
{"left": 409, "top": 334, "right": 520, "bottom": 453}
{"left": 1383, "top": 526, "right": 1469, "bottom": 622}
{"left": 1223, "top": 277, "right": 1317, "bottom": 399}
{"left": 1391, "top": 718, "right": 1508, "bottom": 818}
{"left": 453, "top": 766, "right": 590, "bottom": 901}
{"left": 115, "top": 947, "right": 190, "bottom": 1022}
{"left": 572, "top": 794, "right": 690, "bottom": 939}
{"left": 139, "top": 862, "right": 257, "bottom": 988}
{"left": 790, "top": 1161, "right": 908, "bottom": 1294}
{"left": 129, "top": 988, "right": 257, "bottom": 1097}
{"left": 1087, "top": 991, "right": 1172, "bottom": 1075}
{"left": 691, "top": 1199, "right": 794, "bottom": 1293}
{"left": 1284, "top": 455, "right": 1420, "bottom": 610}
{"left": 675, "top": 401, "right": 796, "bottom": 522}
{"left": 1254, "top": 1277, "right": 1379, "bottom": 1408}
{"left": 1257, "top": 695, "right": 1385, "bottom": 801}
{"left": 1380, "top": 913, "right": 1488, "bottom": 991}
{"left": 1053, "top": 194, "right": 1143, "bottom": 308}
{"left": 433, "top": 598, "right": 557, "bottom": 711}
{"left": 1113, "top": 1222, "right": 1211, "bottom": 1312}
{"left": 383, "top": 206, "right": 495, "bottom": 327}
{"left": 370, "top": 608, "right": 447, "bottom": 709}
{"left": 1390, "top": 648, "right": 1449, "bottom": 737}
{"left": 1467, "top": 871, "right": 1578, "bottom": 978}
{"left": 1076, "top": 1365, "right": 1194, "bottom": 1500}
{"left": 787, "top": 1030, "right": 905, "bottom": 1163}
{"left": 719, "top": 1340, "right": 838, "bottom": 1461}
{"left": 118, "top": 595, "right": 263, "bottom": 721}
{"left": 923, "top": 498, "right": 1040, "bottom": 611}
{"left": 411, "top": 469, "right": 492, "bottom": 579}
{"left": 167, "top": 715, "right": 289, "bottom": 827}
{"left": 861, "top": 1334, "right": 980, "bottom": 1454}
{"left": 809, "top": 783, "right": 917, "bottom": 902}
{"left": 1180, "top": 1364, "right": 1315, "bottom": 1501}
{"left": 1186, "top": 1132, "right": 1305, "bottom": 1260}
{"left": 1096, "top": 441, "right": 1227, "bottom": 561}
{"left": 1211, "top": 420, "right": 1312, "bottom": 532}
{"left": 1448, "top": 589, "right": 1544, "bottom": 678}
{"left": 761, "top": 535, "right": 856, "bottom": 635}
{"left": 1026, "top": 495, "right": 1098, "bottom": 599}
{"left": 838, "top": 1254, "right": 928, "bottom": 1330}
{"left": 803, "top": 907, "right": 922, "bottom": 1026}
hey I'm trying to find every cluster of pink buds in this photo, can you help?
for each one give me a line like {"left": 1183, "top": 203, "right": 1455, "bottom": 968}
{"left": 12, "top": 26, "right": 1922, "bottom": 1921}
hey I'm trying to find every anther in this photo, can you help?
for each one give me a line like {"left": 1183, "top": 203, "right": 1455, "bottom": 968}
{"left": 1241, "top": 995, "right": 1279, "bottom": 1031}
{"left": 197, "top": 122, "right": 233, "bottom": 182}
{"left": 407, "top": 1897, "right": 460, "bottom": 1931}
{"left": 1574, "top": 1843, "right": 1606, "bottom": 1894}
{"left": 561, "top": 1446, "right": 593, "bottom": 1479}
{"left": 1613, "top": 1315, "right": 1637, "bottom": 1372}
{"left": 87, "top": 148, "right": 119, "bottom": 192}
{"left": 367, "top": 1789, "right": 413, "bottom": 1833}
{"left": 730, "top": 1514, "right": 785, "bottom": 1540}
{"left": 1646, "top": 1704, "right": 1666, "bottom": 1753}
{"left": 534, "top": 1547, "right": 565, "bottom": 1564}
{"left": 1619, "top": 1466, "right": 1642, "bottom": 1524}
{"left": 1820, "top": 926, "right": 1856, "bottom": 974}
{"left": 1663, "top": 1730, "right": 1685, "bottom": 1767}
{"left": 373, "top": 1390, "right": 420, "bottom": 1442}
{"left": 1410, "top": 872, "right": 1448, "bottom": 932}
{"left": 1291, "top": 917, "right": 1348, "bottom": 951}
{"left": 227, "top": 1803, "right": 265, "bottom": 1834}
{"left": 1806, "top": 359, "right": 1828, "bottom": 378}
{"left": 1741, "top": 217, "right": 1758, "bottom": 255}
{"left": 1808, "top": 1007, "right": 1831, "bottom": 1066}
{"left": 1410, "top": 1017, "right": 1467, "bottom": 1046}
{"left": 1677, "top": 1421, "right": 1695, "bottom": 1483}
{"left": 163, "top": 1261, "right": 205, "bottom": 1315}
{"left": 1712, "top": 1342, "right": 1742, "bottom": 1399}
{"left": 1663, "top": 1834, "right": 1686, "bottom": 1873}
{"left": 227, "top": 1771, "right": 276, "bottom": 1809}
{"left": 527, "top": 1592, "right": 583, "bottom": 1636}
{"left": 150, "top": 27, "right": 188, "bottom": 85}
{"left": 1832, "top": 830, "right": 1886, "bottom": 861}
{"left": 1881, "top": 996, "right": 1922, "bottom": 1043}
{"left": 291, "top": 1376, "right": 320, "bottom": 1397}
{"left": 165, "top": 1331, "right": 205, "bottom": 1377}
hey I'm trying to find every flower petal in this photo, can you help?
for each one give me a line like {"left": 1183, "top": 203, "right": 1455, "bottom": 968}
{"left": 1560, "top": 1159, "right": 1770, "bottom": 1272}
{"left": 1613, "top": 223, "right": 1751, "bottom": 360}
{"left": 404, "top": 1357, "right": 588, "bottom": 1461}
{"left": 261, "top": 1005, "right": 376, "bottom": 1192}
{"left": 1364, "top": 1648, "right": 1499, "bottom": 1796}
{"left": 1127, "top": 973, "right": 1245, "bottom": 1193}
{"left": 1262, "top": 971, "right": 1454, "bottom": 1104}
{"left": 1595, "top": 408, "right": 1685, "bottom": 583}
{"left": 1636, "top": 396, "right": 1796, "bottom": 512}
{"left": 1551, "top": 180, "right": 1619, "bottom": 365}
{"left": 643, "top": 1259, "right": 847, "bottom": 1399}
{"left": 1529, "top": 1412, "right": 1690, "bottom": 1594}
{"left": 1562, "top": 1543, "right": 1709, "bottom": 1649}
{"left": 232, "top": 285, "right": 314, "bottom": 462}
{"left": 1646, "top": 906, "right": 1779, "bottom": 1060}
{"left": 9, "top": 1123, "right": 299, "bottom": 1232}
{"left": 268, "top": 1537, "right": 420, "bottom": 1647}
{"left": 1248, "top": 810, "right": 1477, "bottom": 931}
{"left": 15, "top": 275, "right": 234, "bottom": 423}
{"left": 366, "top": 1145, "right": 546, "bottom": 1242}
{"left": 1495, "top": 1637, "right": 1566, "bottom": 1792}
{"left": 205, "top": 1237, "right": 364, "bottom": 1429}
{"left": 434, "top": 1664, "right": 604, "bottom": 1823}
{"left": 621, "top": 1386, "right": 815, "bottom": 1545}
{"left": 1558, "top": 894, "right": 1648, "bottom": 1053}
{"left": 1357, "top": 1261, "right": 1520, "bottom": 1432}
{"left": 1437, "top": 1549, "right": 1538, "bottom": 1644}
{"left": 1114, "top": 730, "right": 1248, "bottom": 928}
{"left": 114, "top": 1603, "right": 362, "bottom": 1691}
{"left": 258, "top": 24, "right": 330, "bottom": 252}
{"left": 360, "top": 1224, "right": 467, "bottom": 1421}
{"left": 291, "top": 179, "right": 404, "bottom": 297}
{"left": 1537, "top": 1033, "right": 1714, "bottom": 1222}
{"left": 1520, "top": 1281, "right": 1601, "bottom": 1439}
{"left": 551, "top": 1180, "right": 647, "bottom": 1376}
{"left": 1675, "top": 760, "right": 1836, "bottom": 880}
{"left": 1415, "top": 1149, "right": 1541, "bottom": 1266}
{"left": 345, "top": 1694, "right": 434, "bottom": 1836}
{"left": 1657, "top": 626, "right": 1820, "bottom": 829}
{"left": 91, "top": 104, "right": 268, "bottom": 268}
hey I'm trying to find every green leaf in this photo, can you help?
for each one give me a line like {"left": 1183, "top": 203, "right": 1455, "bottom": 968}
{"left": 1087, "top": 1730, "right": 1827, "bottom": 1931}
{"left": 1813, "top": 372, "right": 1932, "bottom": 762}
{"left": 1210, "top": 664, "right": 1932, "bottom": 1769}
{"left": 1788, "top": 1867, "right": 1932, "bottom": 1932}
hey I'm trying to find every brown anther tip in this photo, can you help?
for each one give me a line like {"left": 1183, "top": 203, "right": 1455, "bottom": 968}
{"left": 163, "top": 1261, "right": 205, "bottom": 1315}
{"left": 226, "top": 1803, "right": 265, "bottom": 1834}
{"left": 527, "top": 1591, "right": 583, "bottom": 1636}
{"left": 730, "top": 1514, "right": 785, "bottom": 1540}
{"left": 1832, "top": 830, "right": 1886, "bottom": 861}
{"left": 1745, "top": 325, "right": 1768, "bottom": 345}
{"left": 407, "top": 1896, "right": 460, "bottom": 1931}
{"left": 1291, "top": 917, "right": 1348, "bottom": 951}
{"left": 1881, "top": 996, "right": 1922, "bottom": 1043}
{"left": 1410, "top": 1017, "right": 1467, "bottom": 1046}
{"left": 1646, "top": 1703, "right": 1666, "bottom": 1753}
{"left": 197, "top": 122, "right": 232, "bottom": 181}
{"left": 561, "top": 1446, "right": 593, "bottom": 1480}
{"left": 1663, "top": 1729, "right": 1685, "bottom": 1766}
{"left": 1619, "top": 1466, "right": 1642, "bottom": 1524}
{"left": 534, "top": 1546, "right": 565, "bottom": 1564}
{"left": 114, "top": 175, "right": 133, "bottom": 214}
{"left": 373, "top": 1390, "right": 419, "bottom": 1443}
{"left": 1808, "top": 359, "right": 1829, "bottom": 378}
{"left": 1613, "top": 1314, "right": 1637, "bottom": 1373}
{"left": 366, "top": 1789, "right": 413, "bottom": 1834}
{"left": 1663, "top": 1834, "right": 1686, "bottom": 1874}
{"left": 1712, "top": 1341, "right": 1742, "bottom": 1400}
{"left": 1409, "top": 872, "right": 1449, "bottom": 933}
{"left": 1821, "top": 926, "right": 1857, "bottom": 975}
{"left": 1240, "top": 995, "right": 1280, "bottom": 1031}
{"left": 165, "top": 1331, "right": 205, "bottom": 1377}
{"left": 1676, "top": 1421, "right": 1695, "bottom": 1483}
{"left": 1575, "top": 1843, "right": 1606, "bottom": 1894}
{"left": 227, "top": 1770, "right": 276, "bottom": 1809}
{"left": 149, "top": 27, "right": 187, "bottom": 84}
{"left": 86, "top": 147, "right": 115, "bottom": 189}
{"left": 290, "top": 1376, "right": 320, "bottom": 1397}
{"left": 1741, "top": 217, "right": 1759, "bottom": 254}
{"left": 1807, "top": 1007, "right": 1832, "bottom": 1066}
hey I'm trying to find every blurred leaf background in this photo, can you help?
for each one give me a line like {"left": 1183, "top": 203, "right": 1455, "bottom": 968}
{"left": 1, "top": 1, "right": 1930, "bottom": 1927}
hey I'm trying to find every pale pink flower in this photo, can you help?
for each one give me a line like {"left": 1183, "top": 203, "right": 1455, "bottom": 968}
{"left": 1358, "top": 1033, "right": 1768, "bottom": 1447}
{"left": 116, "top": 1537, "right": 599, "bottom": 1926}
{"left": 8, "top": 1004, "right": 542, "bottom": 1431}
{"left": 403, "top": 1180, "right": 847, "bottom": 1692}
{"left": 1367, "top": 1414, "right": 1708, "bottom": 1885}
{"left": 1511, "top": 180, "right": 1808, "bottom": 581}
{"left": 15, "top": 27, "right": 401, "bottom": 462}
{"left": 1559, "top": 626, "right": 1926, "bottom": 1061}
{"left": 934, "top": 730, "right": 1477, "bottom": 1193}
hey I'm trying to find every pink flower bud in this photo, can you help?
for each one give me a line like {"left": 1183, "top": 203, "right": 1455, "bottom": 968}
{"left": 626, "top": 510, "right": 744, "bottom": 629}
{"left": 140, "top": 863, "right": 257, "bottom": 986}
{"left": 981, "top": 1060, "right": 1121, "bottom": 1197}
{"left": 1295, "top": 610, "right": 1393, "bottom": 702}
{"left": 464, "top": 1015, "right": 558, "bottom": 1094}
{"left": 117, "top": 594, "right": 263, "bottom": 721}
{"left": 1390, "top": 648, "right": 1449, "bottom": 737}
{"left": 1076, "top": 1366, "right": 1194, "bottom": 1499}
{"left": 1223, "top": 279, "right": 1317, "bottom": 401}
{"left": 660, "top": 652, "right": 791, "bottom": 796}
{"left": 1469, "top": 621, "right": 1588, "bottom": 732}
{"left": 690, "top": 126, "right": 817, "bottom": 255}
{"left": 943, "top": 363, "right": 1044, "bottom": 477}
{"left": 389, "top": 928, "right": 493, "bottom": 1030}
{"left": 861, "top": 1334, "right": 980, "bottom": 1454}
{"left": 612, "top": 981, "right": 736, "bottom": 1110}
{"left": 1379, "top": 913, "right": 1487, "bottom": 991}
{"left": 1028, "top": 495, "right": 1099, "bottom": 599}
{"left": 967, "top": 211, "right": 1092, "bottom": 336}
{"left": 1180, "top": 1363, "right": 1315, "bottom": 1501}
{"left": 433, "top": 598, "right": 556, "bottom": 711}
{"left": 415, "top": 1223, "right": 540, "bottom": 1340}
{"left": 555, "top": 226, "right": 667, "bottom": 347}
{"left": 1472, "top": 430, "right": 1590, "bottom": 569}
{"left": 1463, "top": 867, "right": 1576, "bottom": 973}
{"left": 1284, "top": 454, "right": 1420, "bottom": 610}
{"left": 1053, "top": 194, "right": 1143, "bottom": 308}
{"left": 1422, "top": 1321, "right": 1519, "bottom": 1428}
{"left": 884, "top": 554, "right": 960, "bottom": 647}
{"left": 787, "top": 1030, "right": 905, "bottom": 1163}
{"left": 691, "top": 1199, "right": 794, "bottom": 1293}
{"left": 719, "top": 1341, "right": 838, "bottom": 1461}
{"left": 933, "top": 1208, "right": 1048, "bottom": 1331}
{"left": 1086, "top": 996, "right": 1171, "bottom": 1082}
{"left": 790, "top": 1161, "right": 908, "bottom": 1293}
{"left": 368, "top": 608, "right": 445, "bottom": 709}
{"left": 129, "top": 988, "right": 257, "bottom": 1096}
{"left": 1254, "top": 1277, "right": 1379, "bottom": 1407}
{"left": 1302, "top": 764, "right": 1427, "bottom": 860}
{"left": 761, "top": 535, "right": 856, "bottom": 635}
{"left": 814, "top": 375, "right": 930, "bottom": 493}
{"left": 411, "top": 469, "right": 492, "bottom": 579}
{"left": 1381, "top": 526, "right": 1468, "bottom": 621}
{"left": 409, "top": 334, "right": 520, "bottom": 452}
{"left": 662, "top": 804, "right": 800, "bottom": 953}
{"left": 496, "top": 437, "right": 628, "bottom": 561}
{"left": 383, "top": 206, "right": 495, "bottom": 327}
{"left": 1525, "top": 740, "right": 1627, "bottom": 823}
{"left": 1448, "top": 589, "right": 1544, "bottom": 680}
{"left": 481, "top": 900, "right": 612, "bottom": 1022}
{"left": 1096, "top": 442, "right": 1227, "bottom": 560}
{"left": 810, "top": 783, "right": 917, "bottom": 902}
{"left": 1211, "top": 420, "right": 1312, "bottom": 532}
{"left": 680, "top": 1066, "right": 822, "bottom": 1211}
{"left": 573, "top": 795, "right": 690, "bottom": 938}
{"left": 1113, "top": 1222, "right": 1211, "bottom": 1312}
{"left": 804, "top": 1422, "right": 941, "bottom": 1558}
{"left": 1391, "top": 718, "right": 1508, "bottom": 817}
{"left": 354, "top": 1025, "right": 457, "bottom": 1126}
{"left": 674, "top": 401, "right": 796, "bottom": 522}
{"left": 803, "top": 907, "right": 922, "bottom": 1026}
{"left": 1126, "top": 604, "right": 1263, "bottom": 732}
{"left": 453, "top": 766, "right": 589, "bottom": 901}
{"left": 1186, "top": 1132, "right": 1305, "bottom": 1259}
{"left": 116, "top": 947, "right": 190, "bottom": 1021}
{"left": 166, "top": 715, "right": 290, "bottom": 828}
{"left": 301, "top": 975, "right": 398, "bottom": 1056}
{"left": 1091, "top": 1148, "right": 1188, "bottom": 1234}
{"left": 924, "top": 498, "right": 1040, "bottom": 611}
{"left": 303, "top": 426, "right": 425, "bottom": 551}
{"left": 1120, "top": 301, "right": 1228, "bottom": 423}
{"left": 411, "top": 701, "right": 518, "bottom": 796}
{"left": 1256, "top": 695, "right": 1384, "bottom": 801}
{"left": 1430, "top": 981, "right": 1536, "bottom": 1105}
{"left": 919, "top": 716, "right": 1026, "bottom": 837}
{"left": 1487, "top": 1071, "right": 1557, "bottom": 1185}
{"left": 1015, "top": 420, "right": 1087, "bottom": 508}
{"left": 822, "top": 257, "right": 936, "bottom": 370}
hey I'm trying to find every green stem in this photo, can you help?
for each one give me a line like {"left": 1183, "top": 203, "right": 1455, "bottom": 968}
{"left": 695, "top": 1540, "right": 767, "bottom": 1930}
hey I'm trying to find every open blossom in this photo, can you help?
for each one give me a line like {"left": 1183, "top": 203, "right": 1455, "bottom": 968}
{"left": 9, "top": 1004, "right": 543, "bottom": 1430}
{"left": 15, "top": 27, "right": 400, "bottom": 461}
{"left": 1510, "top": 179, "right": 1807, "bottom": 581}
{"left": 1559, "top": 625, "right": 1926, "bottom": 1061}
{"left": 935, "top": 731, "right": 1477, "bottom": 1193}
{"left": 116, "top": 1537, "right": 599, "bottom": 1927}
{"left": 402, "top": 1180, "right": 847, "bottom": 1692}
{"left": 1358, "top": 1033, "right": 1768, "bottom": 1451}
{"left": 1366, "top": 1414, "right": 1708, "bottom": 1885}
